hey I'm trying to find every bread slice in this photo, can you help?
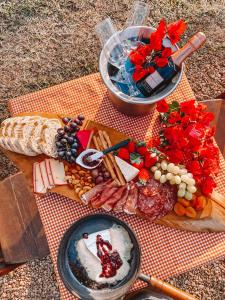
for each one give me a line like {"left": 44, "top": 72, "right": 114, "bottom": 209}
{"left": 39, "top": 119, "right": 61, "bottom": 158}
{"left": 29, "top": 118, "right": 48, "bottom": 154}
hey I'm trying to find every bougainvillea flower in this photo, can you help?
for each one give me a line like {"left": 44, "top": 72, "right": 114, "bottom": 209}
{"left": 150, "top": 19, "right": 167, "bottom": 51}
{"left": 180, "top": 99, "right": 196, "bottom": 114}
{"left": 132, "top": 65, "right": 148, "bottom": 81}
{"left": 200, "top": 176, "right": 216, "bottom": 196}
{"left": 167, "top": 19, "right": 187, "bottom": 44}
{"left": 161, "top": 47, "right": 172, "bottom": 58}
{"left": 168, "top": 111, "right": 181, "bottom": 124}
{"left": 165, "top": 149, "right": 184, "bottom": 164}
{"left": 156, "top": 99, "right": 169, "bottom": 113}
{"left": 155, "top": 56, "right": 168, "bottom": 68}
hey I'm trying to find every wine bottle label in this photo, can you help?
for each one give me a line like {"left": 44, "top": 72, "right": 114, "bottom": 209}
{"left": 145, "top": 71, "right": 164, "bottom": 89}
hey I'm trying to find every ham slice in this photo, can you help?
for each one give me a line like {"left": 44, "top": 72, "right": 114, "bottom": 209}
{"left": 81, "top": 181, "right": 108, "bottom": 205}
{"left": 33, "top": 162, "right": 46, "bottom": 194}
{"left": 45, "top": 159, "right": 54, "bottom": 187}
{"left": 39, "top": 161, "right": 51, "bottom": 189}
{"left": 91, "top": 181, "right": 119, "bottom": 208}
{"left": 123, "top": 182, "right": 138, "bottom": 215}
{"left": 49, "top": 159, "right": 66, "bottom": 185}
{"left": 102, "top": 185, "right": 127, "bottom": 212}
{"left": 113, "top": 185, "right": 130, "bottom": 213}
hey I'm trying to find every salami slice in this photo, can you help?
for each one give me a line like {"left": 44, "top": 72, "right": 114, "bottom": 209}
{"left": 91, "top": 181, "right": 119, "bottom": 208}
{"left": 123, "top": 182, "right": 138, "bottom": 215}
{"left": 137, "top": 178, "right": 177, "bottom": 221}
{"left": 113, "top": 185, "right": 130, "bottom": 213}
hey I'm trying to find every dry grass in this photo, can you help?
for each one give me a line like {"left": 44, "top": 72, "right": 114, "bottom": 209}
{"left": 0, "top": 0, "right": 225, "bottom": 299}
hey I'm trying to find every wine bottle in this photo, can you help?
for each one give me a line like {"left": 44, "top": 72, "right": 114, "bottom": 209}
{"left": 136, "top": 32, "right": 206, "bottom": 97}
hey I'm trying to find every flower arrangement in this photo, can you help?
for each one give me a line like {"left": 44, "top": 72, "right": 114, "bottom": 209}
{"left": 129, "top": 19, "right": 187, "bottom": 82}
{"left": 149, "top": 99, "right": 220, "bottom": 196}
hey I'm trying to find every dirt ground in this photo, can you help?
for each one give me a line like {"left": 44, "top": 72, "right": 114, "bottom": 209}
{"left": 0, "top": 0, "right": 225, "bottom": 299}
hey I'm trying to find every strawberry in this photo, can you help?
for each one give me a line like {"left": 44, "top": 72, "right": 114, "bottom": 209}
{"left": 138, "top": 168, "right": 150, "bottom": 184}
{"left": 127, "top": 141, "right": 136, "bottom": 153}
{"left": 118, "top": 147, "right": 130, "bottom": 160}
{"left": 136, "top": 141, "right": 147, "bottom": 155}
{"left": 144, "top": 152, "right": 158, "bottom": 168}
{"left": 130, "top": 152, "right": 144, "bottom": 170}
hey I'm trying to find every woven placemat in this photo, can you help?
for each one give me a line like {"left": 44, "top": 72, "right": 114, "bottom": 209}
{"left": 9, "top": 73, "right": 225, "bottom": 299}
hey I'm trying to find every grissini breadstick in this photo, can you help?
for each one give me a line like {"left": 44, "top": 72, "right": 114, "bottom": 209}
{"left": 93, "top": 136, "right": 108, "bottom": 170}
{"left": 99, "top": 131, "right": 125, "bottom": 186}
{"left": 96, "top": 136, "right": 120, "bottom": 185}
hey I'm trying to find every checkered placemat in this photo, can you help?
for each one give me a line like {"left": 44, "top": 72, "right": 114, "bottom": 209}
{"left": 8, "top": 73, "right": 225, "bottom": 300}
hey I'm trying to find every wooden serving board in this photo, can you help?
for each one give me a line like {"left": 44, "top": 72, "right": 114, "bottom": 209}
{"left": 2, "top": 112, "right": 225, "bottom": 232}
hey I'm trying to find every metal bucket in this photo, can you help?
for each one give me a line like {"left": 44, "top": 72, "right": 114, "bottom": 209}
{"left": 99, "top": 26, "right": 184, "bottom": 116}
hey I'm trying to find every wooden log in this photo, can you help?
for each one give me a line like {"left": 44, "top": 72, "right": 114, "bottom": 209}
{"left": 0, "top": 172, "right": 49, "bottom": 263}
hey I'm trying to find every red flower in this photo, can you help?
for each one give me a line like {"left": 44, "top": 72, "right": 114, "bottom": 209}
{"left": 156, "top": 99, "right": 169, "bottom": 113}
{"left": 150, "top": 19, "right": 167, "bottom": 51}
{"left": 180, "top": 99, "right": 196, "bottom": 115}
{"left": 147, "top": 137, "right": 160, "bottom": 148}
{"left": 147, "top": 66, "right": 155, "bottom": 74}
{"left": 181, "top": 115, "right": 190, "bottom": 127}
{"left": 200, "top": 176, "right": 216, "bottom": 196}
{"left": 130, "top": 51, "right": 146, "bottom": 66}
{"left": 167, "top": 20, "right": 187, "bottom": 44}
{"left": 161, "top": 47, "right": 172, "bottom": 58}
{"left": 165, "top": 149, "right": 184, "bottom": 164}
{"left": 155, "top": 56, "right": 168, "bottom": 68}
{"left": 187, "top": 160, "right": 202, "bottom": 176}
{"left": 200, "top": 111, "right": 214, "bottom": 125}
{"left": 168, "top": 111, "right": 181, "bottom": 124}
{"left": 132, "top": 66, "right": 148, "bottom": 81}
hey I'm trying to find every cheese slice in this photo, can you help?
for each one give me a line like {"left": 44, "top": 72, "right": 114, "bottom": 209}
{"left": 39, "top": 161, "right": 51, "bottom": 189}
{"left": 49, "top": 159, "right": 66, "bottom": 185}
{"left": 33, "top": 162, "right": 46, "bottom": 194}
{"left": 45, "top": 159, "right": 55, "bottom": 187}
{"left": 115, "top": 156, "right": 139, "bottom": 182}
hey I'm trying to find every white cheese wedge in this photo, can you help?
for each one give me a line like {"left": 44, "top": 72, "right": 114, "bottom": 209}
{"left": 39, "top": 161, "right": 51, "bottom": 189}
{"left": 45, "top": 159, "right": 55, "bottom": 187}
{"left": 49, "top": 159, "right": 66, "bottom": 185}
{"left": 33, "top": 162, "right": 46, "bottom": 194}
{"left": 115, "top": 156, "right": 139, "bottom": 182}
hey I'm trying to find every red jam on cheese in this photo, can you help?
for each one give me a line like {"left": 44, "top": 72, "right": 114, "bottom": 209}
{"left": 96, "top": 234, "right": 123, "bottom": 278}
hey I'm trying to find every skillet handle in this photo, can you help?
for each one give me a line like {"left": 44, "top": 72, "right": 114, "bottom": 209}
{"left": 139, "top": 273, "right": 198, "bottom": 300}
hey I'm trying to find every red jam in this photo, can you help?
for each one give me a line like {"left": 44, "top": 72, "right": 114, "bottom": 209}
{"left": 96, "top": 234, "right": 123, "bottom": 278}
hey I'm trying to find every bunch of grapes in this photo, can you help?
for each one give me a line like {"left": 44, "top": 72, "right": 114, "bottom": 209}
{"left": 55, "top": 114, "right": 85, "bottom": 163}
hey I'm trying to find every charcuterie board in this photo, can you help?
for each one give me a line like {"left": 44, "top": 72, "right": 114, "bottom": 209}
{"left": 1, "top": 112, "right": 225, "bottom": 232}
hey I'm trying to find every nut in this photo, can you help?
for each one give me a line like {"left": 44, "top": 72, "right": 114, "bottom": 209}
{"left": 71, "top": 175, "right": 75, "bottom": 179}
{"left": 76, "top": 165, "right": 81, "bottom": 171}
{"left": 79, "top": 170, "right": 86, "bottom": 176}
{"left": 83, "top": 186, "right": 92, "bottom": 192}
{"left": 75, "top": 187, "right": 81, "bottom": 194}
{"left": 78, "top": 190, "right": 85, "bottom": 198}
{"left": 68, "top": 183, "right": 74, "bottom": 189}
{"left": 73, "top": 179, "right": 80, "bottom": 185}
{"left": 71, "top": 169, "right": 77, "bottom": 174}
{"left": 64, "top": 165, "right": 69, "bottom": 172}
{"left": 66, "top": 171, "right": 72, "bottom": 176}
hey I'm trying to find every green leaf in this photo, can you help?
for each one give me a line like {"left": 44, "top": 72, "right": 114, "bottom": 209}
{"left": 130, "top": 152, "right": 142, "bottom": 163}
{"left": 169, "top": 101, "right": 179, "bottom": 112}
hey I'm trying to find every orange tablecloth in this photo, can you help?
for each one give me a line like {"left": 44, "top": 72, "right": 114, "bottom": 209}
{"left": 9, "top": 73, "right": 225, "bottom": 299}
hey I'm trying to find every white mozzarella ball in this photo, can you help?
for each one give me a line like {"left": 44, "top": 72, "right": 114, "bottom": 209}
{"left": 187, "top": 185, "right": 197, "bottom": 193}
{"left": 156, "top": 162, "right": 161, "bottom": 168}
{"left": 177, "top": 189, "right": 186, "bottom": 197}
{"left": 154, "top": 170, "right": 161, "bottom": 180}
{"left": 172, "top": 166, "right": 180, "bottom": 175}
{"left": 187, "top": 173, "right": 193, "bottom": 178}
{"left": 179, "top": 168, "right": 188, "bottom": 175}
{"left": 184, "top": 191, "right": 193, "bottom": 200}
{"left": 166, "top": 173, "right": 173, "bottom": 180}
{"left": 151, "top": 153, "right": 157, "bottom": 157}
{"left": 185, "top": 178, "right": 196, "bottom": 186}
{"left": 167, "top": 163, "right": 175, "bottom": 173}
{"left": 181, "top": 175, "right": 189, "bottom": 183}
{"left": 151, "top": 166, "right": 158, "bottom": 172}
{"left": 170, "top": 177, "right": 176, "bottom": 185}
{"left": 161, "top": 160, "right": 168, "bottom": 171}
{"left": 174, "top": 175, "right": 181, "bottom": 184}
{"left": 160, "top": 175, "right": 167, "bottom": 183}
{"left": 179, "top": 182, "right": 186, "bottom": 190}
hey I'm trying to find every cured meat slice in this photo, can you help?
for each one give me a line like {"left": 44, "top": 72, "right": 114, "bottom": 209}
{"left": 123, "top": 182, "right": 138, "bottom": 215}
{"left": 102, "top": 186, "right": 127, "bottom": 212}
{"left": 81, "top": 181, "right": 108, "bottom": 205}
{"left": 137, "top": 178, "right": 177, "bottom": 221}
{"left": 113, "top": 185, "right": 130, "bottom": 213}
{"left": 91, "top": 181, "right": 119, "bottom": 209}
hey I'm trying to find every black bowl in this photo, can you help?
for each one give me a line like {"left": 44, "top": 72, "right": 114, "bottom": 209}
{"left": 57, "top": 214, "right": 141, "bottom": 300}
